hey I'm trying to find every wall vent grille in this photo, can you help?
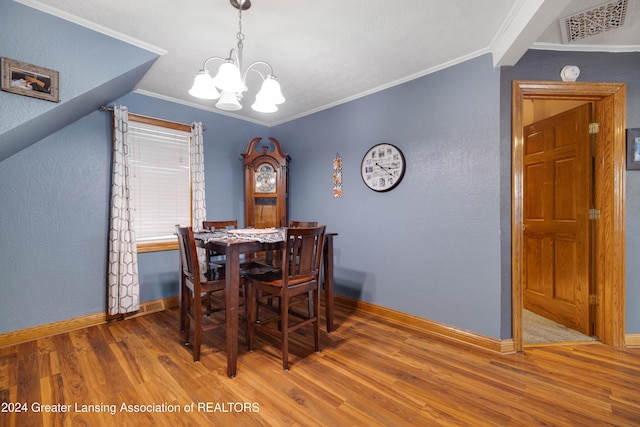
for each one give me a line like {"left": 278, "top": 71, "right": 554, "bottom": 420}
{"left": 561, "top": 0, "right": 628, "bottom": 43}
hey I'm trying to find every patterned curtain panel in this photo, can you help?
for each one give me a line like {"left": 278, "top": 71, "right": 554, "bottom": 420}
{"left": 191, "top": 122, "right": 208, "bottom": 268}
{"left": 191, "top": 122, "right": 207, "bottom": 230}
{"left": 107, "top": 105, "right": 140, "bottom": 315}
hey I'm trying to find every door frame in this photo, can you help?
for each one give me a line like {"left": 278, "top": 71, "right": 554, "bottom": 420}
{"left": 512, "top": 81, "right": 626, "bottom": 351}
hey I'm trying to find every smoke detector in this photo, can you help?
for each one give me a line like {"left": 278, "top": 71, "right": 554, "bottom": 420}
{"left": 560, "top": 0, "right": 628, "bottom": 43}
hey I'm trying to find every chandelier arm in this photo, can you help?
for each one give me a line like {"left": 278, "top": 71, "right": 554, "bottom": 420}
{"left": 201, "top": 56, "right": 227, "bottom": 70}
{"left": 229, "top": 48, "right": 240, "bottom": 65}
{"left": 201, "top": 47, "right": 242, "bottom": 71}
{"left": 242, "top": 61, "right": 275, "bottom": 83}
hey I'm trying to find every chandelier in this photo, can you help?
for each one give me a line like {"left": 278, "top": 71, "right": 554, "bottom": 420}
{"left": 188, "top": 0, "right": 285, "bottom": 113}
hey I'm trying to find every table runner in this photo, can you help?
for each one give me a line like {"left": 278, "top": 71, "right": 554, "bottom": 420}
{"left": 195, "top": 228, "right": 286, "bottom": 244}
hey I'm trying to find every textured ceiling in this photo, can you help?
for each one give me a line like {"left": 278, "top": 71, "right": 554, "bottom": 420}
{"left": 16, "top": 0, "right": 640, "bottom": 125}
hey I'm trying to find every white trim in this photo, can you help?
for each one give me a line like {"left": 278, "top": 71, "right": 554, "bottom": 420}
{"left": 269, "top": 48, "right": 493, "bottom": 126}
{"left": 490, "top": 0, "right": 574, "bottom": 67}
{"left": 15, "top": 0, "right": 167, "bottom": 55}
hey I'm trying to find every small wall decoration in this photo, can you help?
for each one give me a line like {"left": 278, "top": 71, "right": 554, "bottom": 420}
{"left": 333, "top": 153, "right": 343, "bottom": 198}
{"left": 627, "top": 128, "right": 640, "bottom": 170}
{"left": 1, "top": 57, "right": 60, "bottom": 102}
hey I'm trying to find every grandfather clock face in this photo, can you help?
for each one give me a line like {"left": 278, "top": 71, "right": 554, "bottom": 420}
{"left": 252, "top": 162, "right": 278, "bottom": 228}
{"left": 254, "top": 163, "right": 276, "bottom": 193}
{"left": 242, "top": 137, "right": 289, "bottom": 229}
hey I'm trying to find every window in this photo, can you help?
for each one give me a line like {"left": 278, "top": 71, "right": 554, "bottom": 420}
{"left": 127, "top": 114, "right": 192, "bottom": 252}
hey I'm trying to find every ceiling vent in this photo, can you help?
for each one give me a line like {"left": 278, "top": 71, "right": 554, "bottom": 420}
{"left": 560, "top": 0, "right": 628, "bottom": 43}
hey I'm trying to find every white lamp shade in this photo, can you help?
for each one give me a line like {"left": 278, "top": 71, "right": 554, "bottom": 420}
{"left": 213, "top": 62, "right": 246, "bottom": 93}
{"left": 216, "top": 91, "right": 243, "bottom": 111}
{"left": 189, "top": 70, "right": 220, "bottom": 99}
{"left": 255, "top": 77, "right": 285, "bottom": 105}
{"left": 251, "top": 99, "right": 278, "bottom": 113}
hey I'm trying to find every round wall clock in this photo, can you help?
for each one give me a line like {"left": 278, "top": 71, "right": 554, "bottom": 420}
{"left": 361, "top": 143, "right": 406, "bottom": 192}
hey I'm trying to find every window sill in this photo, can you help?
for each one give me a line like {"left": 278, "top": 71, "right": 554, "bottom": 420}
{"left": 137, "top": 240, "right": 178, "bottom": 253}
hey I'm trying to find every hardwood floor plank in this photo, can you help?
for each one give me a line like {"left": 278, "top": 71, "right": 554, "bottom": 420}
{"left": 236, "top": 354, "right": 341, "bottom": 426}
{"left": 2, "top": 305, "right": 640, "bottom": 426}
{"left": 15, "top": 341, "right": 42, "bottom": 426}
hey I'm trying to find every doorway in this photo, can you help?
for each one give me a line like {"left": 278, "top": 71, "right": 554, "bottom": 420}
{"left": 511, "top": 81, "right": 627, "bottom": 352}
{"left": 522, "top": 102, "right": 593, "bottom": 340}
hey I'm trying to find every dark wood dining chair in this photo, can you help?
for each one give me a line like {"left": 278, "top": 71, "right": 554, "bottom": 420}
{"left": 287, "top": 220, "right": 319, "bottom": 274}
{"left": 290, "top": 220, "right": 318, "bottom": 227}
{"left": 203, "top": 220, "right": 238, "bottom": 231}
{"left": 201, "top": 219, "right": 275, "bottom": 319}
{"left": 201, "top": 220, "right": 240, "bottom": 317}
{"left": 176, "top": 225, "right": 227, "bottom": 362}
{"left": 245, "top": 225, "right": 326, "bottom": 370}
{"left": 202, "top": 220, "right": 239, "bottom": 272}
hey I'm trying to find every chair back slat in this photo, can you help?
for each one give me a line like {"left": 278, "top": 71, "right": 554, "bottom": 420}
{"left": 203, "top": 220, "right": 238, "bottom": 231}
{"left": 290, "top": 220, "right": 318, "bottom": 228}
{"left": 176, "top": 226, "right": 200, "bottom": 284}
{"left": 284, "top": 226, "right": 325, "bottom": 282}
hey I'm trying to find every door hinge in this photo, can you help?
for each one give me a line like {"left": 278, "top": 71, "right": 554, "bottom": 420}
{"left": 589, "top": 294, "right": 600, "bottom": 306}
{"left": 589, "top": 123, "right": 600, "bottom": 134}
{"left": 589, "top": 208, "right": 600, "bottom": 220}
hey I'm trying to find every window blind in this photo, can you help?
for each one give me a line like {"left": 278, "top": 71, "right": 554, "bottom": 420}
{"left": 128, "top": 122, "right": 191, "bottom": 242}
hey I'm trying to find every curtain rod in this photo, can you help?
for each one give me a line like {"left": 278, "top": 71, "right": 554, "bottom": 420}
{"left": 99, "top": 105, "right": 206, "bottom": 130}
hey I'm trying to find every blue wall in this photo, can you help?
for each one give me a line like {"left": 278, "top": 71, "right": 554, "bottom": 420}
{"left": 0, "top": 91, "right": 269, "bottom": 333}
{"left": 0, "top": 111, "right": 112, "bottom": 326}
{"left": 1, "top": 3, "right": 640, "bottom": 341}
{"left": 274, "top": 54, "right": 504, "bottom": 338}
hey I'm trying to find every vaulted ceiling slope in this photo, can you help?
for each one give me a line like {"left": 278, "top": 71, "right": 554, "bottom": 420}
{"left": 0, "top": 1, "right": 160, "bottom": 162}
{"left": 1, "top": 0, "right": 639, "bottom": 162}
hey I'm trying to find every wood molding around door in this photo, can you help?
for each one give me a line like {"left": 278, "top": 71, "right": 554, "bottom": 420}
{"left": 512, "top": 80, "right": 626, "bottom": 351}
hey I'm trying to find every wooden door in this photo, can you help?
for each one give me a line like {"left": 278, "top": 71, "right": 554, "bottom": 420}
{"left": 523, "top": 104, "right": 591, "bottom": 335}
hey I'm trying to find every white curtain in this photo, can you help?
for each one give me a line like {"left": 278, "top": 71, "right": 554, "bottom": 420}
{"left": 107, "top": 105, "right": 140, "bottom": 315}
{"left": 191, "top": 122, "right": 207, "bottom": 230}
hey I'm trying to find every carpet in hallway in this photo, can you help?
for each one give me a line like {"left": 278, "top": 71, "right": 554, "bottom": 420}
{"left": 523, "top": 309, "right": 597, "bottom": 344}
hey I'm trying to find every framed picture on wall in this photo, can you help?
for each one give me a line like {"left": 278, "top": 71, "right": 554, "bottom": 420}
{"left": 627, "top": 128, "right": 640, "bottom": 170}
{"left": 1, "top": 57, "right": 60, "bottom": 102}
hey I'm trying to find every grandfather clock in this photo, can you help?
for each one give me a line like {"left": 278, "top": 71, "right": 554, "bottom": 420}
{"left": 242, "top": 137, "right": 290, "bottom": 229}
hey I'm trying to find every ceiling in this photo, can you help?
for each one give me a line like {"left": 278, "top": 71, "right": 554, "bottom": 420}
{"left": 18, "top": 0, "right": 640, "bottom": 125}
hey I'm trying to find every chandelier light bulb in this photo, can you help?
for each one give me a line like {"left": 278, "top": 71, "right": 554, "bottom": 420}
{"left": 214, "top": 62, "right": 246, "bottom": 93}
{"left": 251, "top": 100, "right": 278, "bottom": 113}
{"left": 255, "top": 77, "right": 285, "bottom": 105}
{"left": 188, "top": 70, "right": 220, "bottom": 100}
{"left": 216, "top": 90, "right": 243, "bottom": 111}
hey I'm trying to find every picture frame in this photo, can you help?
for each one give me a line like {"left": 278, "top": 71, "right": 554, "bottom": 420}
{"left": 627, "top": 128, "right": 640, "bottom": 170}
{"left": 1, "top": 57, "right": 59, "bottom": 103}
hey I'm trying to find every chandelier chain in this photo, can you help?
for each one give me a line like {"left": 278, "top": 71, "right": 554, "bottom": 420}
{"left": 236, "top": 8, "right": 244, "bottom": 68}
{"left": 237, "top": 9, "right": 244, "bottom": 49}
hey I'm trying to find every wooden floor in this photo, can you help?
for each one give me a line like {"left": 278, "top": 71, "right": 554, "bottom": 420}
{"left": 2, "top": 303, "right": 640, "bottom": 427}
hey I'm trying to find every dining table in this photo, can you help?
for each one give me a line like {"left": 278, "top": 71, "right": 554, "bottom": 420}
{"left": 194, "top": 227, "right": 337, "bottom": 378}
